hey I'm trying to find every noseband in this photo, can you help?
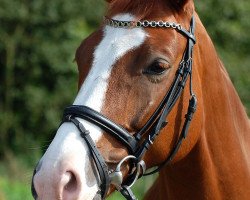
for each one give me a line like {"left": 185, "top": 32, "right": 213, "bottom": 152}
{"left": 62, "top": 15, "right": 197, "bottom": 200}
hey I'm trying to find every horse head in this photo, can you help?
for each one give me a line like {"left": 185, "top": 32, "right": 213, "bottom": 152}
{"left": 32, "top": 0, "right": 250, "bottom": 199}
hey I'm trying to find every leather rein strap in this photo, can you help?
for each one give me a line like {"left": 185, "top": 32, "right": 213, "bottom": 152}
{"left": 61, "top": 15, "right": 197, "bottom": 200}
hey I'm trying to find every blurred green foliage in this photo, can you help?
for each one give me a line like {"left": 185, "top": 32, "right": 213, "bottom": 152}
{"left": 0, "top": 178, "right": 32, "bottom": 200}
{"left": 0, "top": 0, "right": 249, "bottom": 199}
{"left": 0, "top": 0, "right": 105, "bottom": 160}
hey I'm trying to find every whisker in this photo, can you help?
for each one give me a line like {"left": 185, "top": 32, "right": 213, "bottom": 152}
{"left": 27, "top": 139, "right": 53, "bottom": 151}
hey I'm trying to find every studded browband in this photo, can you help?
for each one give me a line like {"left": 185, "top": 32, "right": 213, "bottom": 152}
{"left": 103, "top": 16, "right": 196, "bottom": 43}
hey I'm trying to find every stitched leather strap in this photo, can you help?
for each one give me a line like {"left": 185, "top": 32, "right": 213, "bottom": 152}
{"left": 62, "top": 116, "right": 110, "bottom": 198}
{"left": 63, "top": 106, "right": 138, "bottom": 154}
{"left": 136, "top": 15, "right": 197, "bottom": 175}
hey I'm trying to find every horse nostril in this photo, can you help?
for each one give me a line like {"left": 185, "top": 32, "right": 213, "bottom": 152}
{"left": 31, "top": 161, "right": 42, "bottom": 199}
{"left": 31, "top": 175, "right": 38, "bottom": 199}
{"left": 61, "top": 170, "right": 83, "bottom": 200}
{"left": 63, "top": 171, "right": 78, "bottom": 192}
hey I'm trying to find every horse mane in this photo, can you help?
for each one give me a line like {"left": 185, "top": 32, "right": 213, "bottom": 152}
{"left": 107, "top": 0, "right": 191, "bottom": 19}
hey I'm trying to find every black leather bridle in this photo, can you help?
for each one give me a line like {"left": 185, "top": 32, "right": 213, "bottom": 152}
{"left": 61, "top": 15, "right": 197, "bottom": 200}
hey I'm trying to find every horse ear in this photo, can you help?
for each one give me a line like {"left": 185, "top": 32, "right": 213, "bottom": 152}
{"left": 176, "top": 0, "right": 189, "bottom": 6}
{"left": 170, "top": 0, "right": 194, "bottom": 11}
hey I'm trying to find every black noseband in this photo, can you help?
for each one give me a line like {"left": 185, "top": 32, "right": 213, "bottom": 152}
{"left": 63, "top": 106, "right": 138, "bottom": 154}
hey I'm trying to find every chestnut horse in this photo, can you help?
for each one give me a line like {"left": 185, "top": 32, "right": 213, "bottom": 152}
{"left": 32, "top": 0, "right": 250, "bottom": 199}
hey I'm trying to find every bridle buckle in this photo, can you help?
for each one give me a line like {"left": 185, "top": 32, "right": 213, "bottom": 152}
{"left": 110, "top": 156, "right": 146, "bottom": 189}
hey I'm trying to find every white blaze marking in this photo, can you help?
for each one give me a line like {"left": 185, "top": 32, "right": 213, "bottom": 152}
{"left": 38, "top": 13, "right": 147, "bottom": 199}
{"left": 73, "top": 13, "right": 147, "bottom": 142}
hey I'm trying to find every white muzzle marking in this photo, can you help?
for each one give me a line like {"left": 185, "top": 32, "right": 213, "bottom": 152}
{"left": 35, "top": 13, "right": 147, "bottom": 200}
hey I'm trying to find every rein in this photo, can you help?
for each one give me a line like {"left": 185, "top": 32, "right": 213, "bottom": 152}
{"left": 62, "top": 15, "right": 197, "bottom": 200}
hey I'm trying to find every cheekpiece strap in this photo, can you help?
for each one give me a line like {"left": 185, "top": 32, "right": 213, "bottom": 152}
{"left": 62, "top": 116, "right": 110, "bottom": 198}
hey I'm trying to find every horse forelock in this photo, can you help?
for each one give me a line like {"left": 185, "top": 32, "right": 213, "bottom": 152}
{"left": 107, "top": 0, "right": 194, "bottom": 19}
{"left": 107, "top": 0, "right": 167, "bottom": 19}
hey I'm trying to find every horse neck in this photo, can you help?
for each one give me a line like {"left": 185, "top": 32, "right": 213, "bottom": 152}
{"left": 195, "top": 14, "right": 250, "bottom": 169}
{"left": 145, "top": 14, "right": 250, "bottom": 200}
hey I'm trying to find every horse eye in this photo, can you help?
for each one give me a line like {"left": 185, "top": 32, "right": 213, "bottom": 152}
{"left": 143, "top": 61, "right": 170, "bottom": 76}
